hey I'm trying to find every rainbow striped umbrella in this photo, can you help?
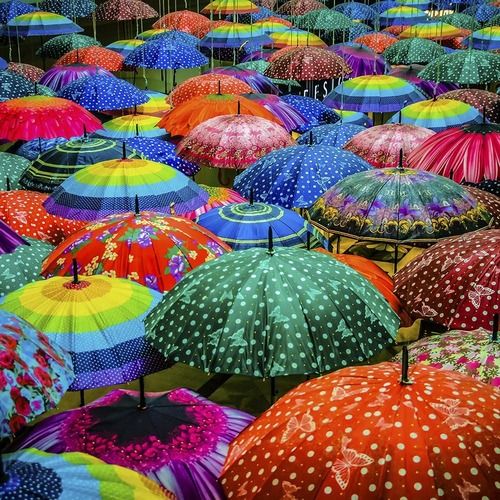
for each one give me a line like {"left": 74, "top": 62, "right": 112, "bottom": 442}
{"left": 400, "top": 22, "right": 465, "bottom": 40}
{"left": 136, "top": 28, "right": 168, "bottom": 40}
{"left": 465, "top": 27, "right": 500, "bottom": 51}
{"left": 389, "top": 98, "right": 483, "bottom": 132}
{"left": 43, "top": 158, "right": 209, "bottom": 220}
{"left": 6, "top": 11, "right": 83, "bottom": 36}
{"left": 96, "top": 114, "right": 166, "bottom": 139}
{"left": 202, "top": 0, "right": 259, "bottom": 15}
{"left": 106, "top": 39, "right": 144, "bottom": 57}
{"left": 128, "top": 90, "right": 171, "bottom": 117}
{"left": 379, "top": 6, "right": 427, "bottom": 26}
{"left": 324, "top": 75, "right": 425, "bottom": 113}
{"left": 269, "top": 28, "right": 327, "bottom": 48}
{"left": 200, "top": 23, "right": 272, "bottom": 48}
{"left": 396, "top": 0, "right": 430, "bottom": 8}
{"left": 254, "top": 19, "right": 291, "bottom": 34}
{"left": 333, "top": 109, "right": 373, "bottom": 127}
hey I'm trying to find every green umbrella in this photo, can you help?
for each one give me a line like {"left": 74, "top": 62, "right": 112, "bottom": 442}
{"left": 0, "top": 152, "right": 30, "bottom": 190}
{"left": 418, "top": 50, "right": 500, "bottom": 85}
{"left": 383, "top": 38, "right": 446, "bottom": 65}
{"left": 293, "top": 10, "right": 354, "bottom": 32}
{"left": 145, "top": 246, "right": 399, "bottom": 378}
{"left": 236, "top": 60, "right": 301, "bottom": 87}
{"left": 34, "top": 83, "right": 57, "bottom": 97}
{"left": 0, "top": 237, "right": 53, "bottom": 296}
{"left": 438, "top": 13, "right": 480, "bottom": 32}
{"left": 36, "top": 33, "right": 101, "bottom": 59}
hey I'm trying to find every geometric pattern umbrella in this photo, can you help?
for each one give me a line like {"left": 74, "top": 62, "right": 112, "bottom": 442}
{"left": 281, "top": 94, "right": 340, "bottom": 132}
{"left": 56, "top": 47, "right": 124, "bottom": 72}
{"left": 0, "top": 151, "right": 30, "bottom": 190}
{"left": 382, "top": 37, "right": 446, "bottom": 65}
{"left": 328, "top": 43, "right": 387, "bottom": 79}
{"left": 106, "top": 38, "right": 145, "bottom": 57}
{"left": 95, "top": 0, "right": 158, "bottom": 21}
{"left": 296, "top": 123, "right": 366, "bottom": 147}
{"left": 40, "top": 0, "right": 96, "bottom": 18}
{"left": 6, "top": 11, "right": 83, "bottom": 36}
{"left": 95, "top": 114, "right": 166, "bottom": 139}
{"left": 39, "top": 63, "right": 113, "bottom": 92}
{"left": 438, "top": 89, "right": 500, "bottom": 124}
{"left": 37, "top": 34, "right": 102, "bottom": 59}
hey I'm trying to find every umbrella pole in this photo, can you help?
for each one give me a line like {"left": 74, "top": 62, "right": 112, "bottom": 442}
{"left": 400, "top": 345, "right": 412, "bottom": 385}
{"left": 79, "top": 390, "right": 85, "bottom": 407}
{"left": 270, "top": 377, "right": 277, "bottom": 404}
{"left": 393, "top": 244, "right": 399, "bottom": 274}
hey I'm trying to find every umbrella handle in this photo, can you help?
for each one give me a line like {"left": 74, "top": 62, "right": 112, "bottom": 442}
{"left": 400, "top": 345, "right": 413, "bottom": 385}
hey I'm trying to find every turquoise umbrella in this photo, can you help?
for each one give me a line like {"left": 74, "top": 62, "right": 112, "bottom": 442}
{"left": 0, "top": 152, "right": 30, "bottom": 190}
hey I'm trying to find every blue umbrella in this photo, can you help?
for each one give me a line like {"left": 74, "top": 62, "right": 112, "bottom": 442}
{"left": 58, "top": 75, "right": 149, "bottom": 111}
{"left": 331, "top": 109, "right": 373, "bottom": 127}
{"left": 345, "top": 22, "right": 373, "bottom": 41}
{"left": 280, "top": 94, "right": 340, "bottom": 133}
{"left": 334, "top": 2, "right": 377, "bottom": 21}
{"left": 15, "top": 137, "right": 70, "bottom": 161}
{"left": 0, "top": 70, "right": 34, "bottom": 100}
{"left": 105, "top": 39, "right": 145, "bottom": 57}
{"left": 40, "top": 0, "right": 96, "bottom": 18}
{"left": 463, "top": 4, "right": 500, "bottom": 22}
{"left": 148, "top": 30, "right": 200, "bottom": 47}
{"left": 233, "top": 144, "right": 372, "bottom": 209}
{"left": 126, "top": 137, "right": 200, "bottom": 177}
{"left": 296, "top": 123, "right": 366, "bottom": 147}
{"left": 195, "top": 201, "right": 326, "bottom": 250}
{"left": 0, "top": 0, "right": 37, "bottom": 24}
{"left": 6, "top": 11, "right": 83, "bottom": 37}
{"left": 0, "top": 57, "right": 7, "bottom": 70}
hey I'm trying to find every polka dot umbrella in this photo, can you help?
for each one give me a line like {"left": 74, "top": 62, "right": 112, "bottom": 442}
{"left": 389, "top": 65, "right": 458, "bottom": 98}
{"left": 7, "top": 62, "right": 43, "bottom": 82}
{"left": 334, "top": 1, "right": 376, "bottom": 21}
{"left": 0, "top": 70, "right": 38, "bottom": 100}
{"left": 0, "top": 152, "right": 30, "bottom": 190}
{"left": 40, "top": 0, "right": 96, "bottom": 18}
{"left": 0, "top": 0, "right": 37, "bottom": 24}
{"left": 293, "top": 9, "right": 354, "bottom": 32}
{"left": 233, "top": 144, "right": 372, "bottom": 209}
{"left": 152, "top": 9, "right": 211, "bottom": 37}
{"left": 383, "top": 38, "right": 446, "bottom": 65}
{"left": 394, "top": 230, "right": 499, "bottom": 332}
{"left": 182, "top": 184, "right": 247, "bottom": 219}
{"left": 144, "top": 247, "right": 400, "bottom": 378}
{"left": 95, "top": 114, "right": 166, "bottom": 139}
{"left": 95, "top": 0, "right": 158, "bottom": 21}
{"left": 220, "top": 362, "right": 499, "bottom": 499}
{"left": 146, "top": 30, "right": 201, "bottom": 47}
{"left": 39, "top": 63, "right": 112, "bottom": 92}
{"left": 105, "top": 38, "right": 144, "bottom": 57}
{"left": 56, "top": 47, "right": 124, "bottom": 72}
{"left": 345, "top": 22, "right": 373, "bottom": 42}
{"left": 464, "top": 26, "right": 500, "bottom": 51}
{"left": 438, "top": 89, "right": 500, "bottom": 123}
{"left": 297, "top": 123, "right": 366, "bottom": 147}
{"left": 328, "top": 43, "right": 388, "bottom": 79}
{"left": 353, "top": 32, "right": 397, "bottom": 53}
{"left": 463, "top": 3, "right": 500, "bottom": 22}
{"left": 281, "top": 94, "right": 340, "bottom": 133}
{"left": 37, "top": 34, "right": 102, "bottom": 60}
{"left": 276, "top": 0, "right": 327, "bottom": 16}
{"left": 439, "top": 13, "right": 480, "bottom": 32}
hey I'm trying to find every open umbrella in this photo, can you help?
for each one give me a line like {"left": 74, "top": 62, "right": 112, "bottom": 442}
{"left": 465, "top": 27, "right": 500, "bottom": 51}
{"left": 127, "top": 90, "right": 170, "bottom": 117}
{"left": 463, "top": 186, "right": 500, "bottom": 228}
{"left": 333, "top": 109, "right": 373, "bottom": 126}
{"left": 394, "top": 230, "right": 499, "bottom": 332}
{"left": 56, "top": 47, "right": 124, "bottom": 72}
{"left": 233, "top": 144, "right": 372, "bottom": 209}
{"left": 277, "top": 0, "right": 326, "bottom": 16}
{"left": 42, "top": 212, "right": 230, "bottom": 292}
{"left": 7, "top": 62, "right": 43, "bottom": 82}
{"left": 200, "top": 23, "right": 272, "bottom": 49}
{"left": 182, "top": 185, "right": 247, "bottom": 219}
{"left": 106, "top": 38, "right": 144, "bottom": 57}
{"left": 177, "top": 114, "right": 293, "bottom": 170}
{"left": 269, "top": 28, "right": 327, "bottom": 48}
{"left": 383, "top": 37, "right": 445, "bottom": 65}
{"left": 40, "top": 0, "right": 96, "bottom": 18}
{"left": 0, "top": 152, "right": 29, "bottom": 190}
{"left": 95, "top": 0, "right": 157, "bottom": 21}
{"left": 0, "top": 0, "right": 37, "bottom": 24}
{"left": 39, "top": 63, "right": 112, "bottom": 91}
{"left": 281, "top": 94, "right": 340, "bottom": 133}
{"left": 135, "top": 28, "right": 168, "bottom": 40}
{"left": 37, "top": 33, "right": 101, "bottom": 59}
{"left": 399, "top": 22, "right": 465, "bottom": 40}
{"left": 328, "top": 43, "right": 387, "bottom": 79}
{"left": 202, "top": 0, "right": 259, "bottom": 15}
{"left": 153, "top": 10, "right": 211, "bottom": 37}
{"left": 308, "top": 167, "right": 492, "bottom": 243}
{"left": 438, "top": 89, "right": 500, "bottom": 123}
{"left": 389, "top": 65, "right": 458, "bottom": 98}
{"left": 296, "top": 123, "right": 366, "bottom": 147}
{"left": 334, "top": 1, "right": 376, "bottom": 21}
{"left": 13, "top": 389, "right": 252, "bottom": 500}
{"left": 6, "top": 11, "right": 83, "bottom": 36}
{"left": 208, "top": 67, "right": 279, "bottom": 95}
{"left": 379, "top": 5, "right": 427, "bottom": 25}
{"left": 96, "top": 114, "right": 166, "bottom": 139}
{"left": 15, "top": 137, "right": 69, "bottom": 161}
{"left": 145, "top": 247, "right": 399, "bottom": 377}
{"left": 353, "top": 32, "right": 397, "bottom": 53}
{"left": 0, "top": 70, "right": 38, "bottom": 100}
{"left": 294, "top": 10, "right": 353, "bottom": 32}
{"left": 464, "top": 3, "right": 500, "bottom": 22}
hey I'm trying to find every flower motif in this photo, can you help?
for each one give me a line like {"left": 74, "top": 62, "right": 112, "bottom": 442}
{"left": 168, "top": 255, "right": 186, "bottom": 282}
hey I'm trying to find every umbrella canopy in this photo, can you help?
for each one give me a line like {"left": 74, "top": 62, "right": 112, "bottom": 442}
{"left": 269, "top": 28, "right": 327, "bottom": 48}
{"left": 143, "top": 30, "right": 200, "bottom": 47}
{"left": 158, "top": 94, "right": 281, "bottom": 137}
{"left": 208, "top": 67, "right": 279, "bottom": 95}
{"left": 19, "top": 138, "right": 138, "bottom": 193}
{"left": 16, "top": 137, "right": 70, "bottom": 161}
{"left": 328, "top": 43, "right": 387, "bottom": 79}
{"left": 96, "top": 114, "right": 166, "bottom": 139}
{"left": 407, "top": 123, "right": 500, "bottom": 184}
{"left": 44, "top": 158, "right": 209, "bottom": 220}
{"left": 0, "top": 0, "right": 37, "bottom": 24}
{"left": 343, "top": 123, "right": 435, "bottom": 168}
{"left": 182, "top": 185, "right": 247, "bottom": 219}
{"left": 379, "top": 5, "right": 427, "bottom": 25}
{"left": 145, "top": 247, "right": 399, "bottom": 377}
{"left": 200, "top": 23, "right": 272, "bottom": 49}
{"left": 0, "top": 310, "right": 73, "bottom": 437}
{"left": 296, "top": 123, "right": 366, "bottom": 147}
{"left": 277, "top": 0, "right": 326, "bottom": 16}
{"left": 465, "top": 26, "right": 500, "bottom": 51}
{"left": 169, "top": 74, "right": 253, "bottom": 107}
{"left": 334, "top": 1, "right": 376, "bottom": 21}
{"left": 153, "top": 10, "right": 211, "bottom": 37}
{"left": 281, "top": 94, "right": 340, "bottom": 133}
{"left": 220, "top": 362, "right": 499, "bottom": 498}
{"left": 13, "top": 389, "right": 252, "bottom": 500}
{"left": 389, "top": 65, "right": 458, "bottom": 98}
{"left": 1, "top": 275, "right": 168, "bottom": 390}
{"left": 177, "top": 115, "right": 293, "bottom": 170}
{"left": 0, "top": 219, "right": 26, "bottom": 255}
{"left": 195, "top": 202, "right": 324, "bottom": 250}
{"left": 37, "top": 34, "right": 101, "bottom": 59}
{"left": 42, "top": 212, "right": 230, "bottom": 292}
{"left": 135, "top": 28, "right": 168, "bottom": 40}
{"left": 353, "top": 32, "right": 397, "bottom": 53}
{"left": 39, "top": 63, "right": 112, "bottom": 92}
{"left": 463, "top": 186, "right": 500, "bottom": 228}
{"left": 395, "top": 328, "right": 499, "bottom": 387}
{"left": 388, "top": 98, "right": 483, "bottom": 132}
{"left": 106, "top": 38, "right": 144, "bottom": 57}
{"left": 95, "top": 0, "right": 158, "bottom": 21}
{"left": 293, "top": 9, "right": 353, "bottom": 31}
{"left": 394, "top": 230, "right": 499, "bottom": 331}
{"left": 6, "top": 11, "right": 82, "bottom": 36}
{"left": 438, "top": 89, "right": 500, "bottom": 124}
{"left": 333, "top": 109, "right": 373, "bottom": 126}
{"left": 439, "top": 12, "right": 480, "bottom": 32}
{"left": 308, "top": 167, "right": 492, "bottom": 243}
{"left": 324, "top": 75, "right": 425, "bottom": 113}
{"left": 128, "top": 90, "right": 170, "bottom": 117}
{"left": 399, "top": 22, "right": 465, "bottom": 40}
{"left": 233, "top": 144, "right": 372, "bottom": 209}
{"left": 0, "top": 151, "right": 30, "bottom": 190}
{"left": 56, "top": 47, "right": 124, "bottom": 72}
{"left": 383, "top": 37, "right": 445, "bottom": 65}
{"left": 40, "top": 0, "right": 96, "bottom": 18}
{"left": 464, "top": 3, "right": 500, "bottom": 22}
{"left": 0, "top": 70, "right": 38, "bottom": 101}
{"left": 7, "top": 62, "right": 43, "bottom": 82}
{"left": 202, "top": 0, "right": 259, "bottom": 14}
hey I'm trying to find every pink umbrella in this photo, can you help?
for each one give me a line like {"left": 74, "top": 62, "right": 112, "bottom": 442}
{"left": 95, "top": 0, "right": 157, "bottom": 21}
{"left": 177, "top": 115, "right": 293, "bottom": 170}
{"left": 344, "top": 123, "right": 435, "bottom": 168}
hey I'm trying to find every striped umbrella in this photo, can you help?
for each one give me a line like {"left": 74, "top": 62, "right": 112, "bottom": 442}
{"left": 127, "top": 90, "right": 171, "bottom": 117}
{"left": 106, "top": 39, "right": 144, "bottom": 57}
{"left": 379, "top": 6, "right": 427, "bottom": 26}
{"left": 135, "top": 28, "right": 168, "bottom": 40}
{"left": 6, "top": 10, "right": 82, "bottom": 36}
{"left": 332, "top": 109, "right": 373, "bottom": 126}
{"left": 200, "top": 23, "right": 272, "bottom": 49}
{"left": 269, "top": 28, "right": 327, "bottom": 48}
{"left": 399, "top": 22, "right": 466, "bottom": 40}
{"left": 95, "top": 114, "right": 166, "bottom": 139}
{"left": 254, "top": 18, "right": 292, "bottom": 34}
{"left": 202, "top": 0, "right": 259, "bottom": 15}
{"left": 465, "top": 26, "right": 500, "bottom": 51}
{"left": 183, "top": 185, "right": 247, "bottom": 219}
{"left": 438, "top": 89, "right": 500, "bottom": 123}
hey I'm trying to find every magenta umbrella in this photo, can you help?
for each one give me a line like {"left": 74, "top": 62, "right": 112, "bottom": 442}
{"left": 329, "top": 43, "right": 390, "bottom": 78}
{"left": 39, "top": 63, "right": 112, "bottom": 91}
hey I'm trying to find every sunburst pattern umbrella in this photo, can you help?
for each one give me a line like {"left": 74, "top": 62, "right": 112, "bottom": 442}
{"left": 95, "top": 114, "right": 166, "bottom": 139}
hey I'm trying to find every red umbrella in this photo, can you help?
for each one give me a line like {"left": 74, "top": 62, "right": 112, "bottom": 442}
{"left": 277, "top": 0, "right": 327, "bottom": 16}
{"left": 264, "top": 46, "right": 352, "bottom": 81}
{"left": 394, "top": 230, "right": 499, "bottom": 332}
{"left": 95, "top": 0, "right": 158, "bottom": 21}
{"left": 7, "top": 63, "right": 44, "bottom": 83}
{"left": 152, "top": 10, "right": 211, "bottom": 38}
{"left": 438, "top": 89, "right": 500, "bottom": 124}
{"left": 354, "top": 33, "right": 398, "bottom": 53}
{"left": 464, "top": 186, "right": 500, "bottom": 228}
{"left": 56, "top": 47, "right": 124, "bottom": 72}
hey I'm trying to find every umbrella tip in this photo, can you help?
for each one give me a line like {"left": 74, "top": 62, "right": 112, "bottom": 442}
{"left": 267, "top": 226, "right": 274, "bottom": 255}
{"left": 400, "top": 344, "right": 413, "bottom": 385}
{"left": 398, "top": 148, "right": 404, "bottom": 170}
{"left": 134, "top": 194, "right": 140, "bottom": 216}
{"left": 492, "top": 313, "right": 499, "bottom": 342}
{"left": 170, "top": 202, "right": 175, "bottom": 215}
{"left": 218, "top": 80, "right": 221, "bottom": 95}
{"left": 72, "top": 258, "right": 79, "bottom": 285}
{"left": 482, "top": 106, "right": 486, "bottom": 125}
{"left": 122, "top": 142, "right": 126, "bottom": 159}
{"left": 237, "top": 99, "right": 241, "bottom": 115}
{"left": 306, "top": 231, "right": 311, "bottom": 251}
{"left": 249, "top": 188, "right": 254, "bottom": 206}
{"left": 5, "top": 177, "right": 10, "bottom": 192}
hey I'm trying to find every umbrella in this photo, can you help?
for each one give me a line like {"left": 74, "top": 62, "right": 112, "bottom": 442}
{"left": 202, "top": 0, "right": 259, "bottom": 15}
{"left": 372, "top": 0, "right": 398, "bottom": 13}
{"left": 332, "top": 109, "right": 373, "bottom": 126}
{"left": 19, "top": 138, "right": 138, "bottom": 193}
{"left": 485, "top": 13, "right": 500, "bottom": 29}
{"left": 42, "top": 212, "right": 230, "bottom": 292}
{"left": 0, "top": 152, "right": 29, "bottom": 190}
{"left": 158, "top": 94, "right": 281, "bottom": 137}
{"left": 328, "top": 43, "right": 388, "bottom": 79}
{"left": 389, "top": 98, "right": 483, "bottom": 131}
{"left": 465, "top": 27, "right": 500, "bottom": 51}
{"left": 418, "top": 50, "right": 500, "bottom": 85}
{"left": 0, "top": 310, "right": 73, "bottom": 437}
{"left": 7, "top": 62, "right": 43, "bottom": 82}
{"left": 95, "top": 114, "right": 166, "bottom": 139}
{"left": 126, "top": 137, "right": 200, "bottom": 177}
{"left": 399, "top": 22, "right": 465, "bottom": 40}
{"left": 106, "top": 38, "right": 144, "bottom": 57}
{"left": 463, "top": 186, "right": 500, "bottom": 228}
{"left": 353, "top": 32, "right": 397, "bottom": 53}
{"left": 40, "top": 0, "right": 96, "bottom": 18}
{"left": 37, "top": 34, "right": 101, "bottom": 59}
{"left": 145, "top": 246, "right": 399, "bottom": 377}
{"left": 343, "top": 123, "right": 435, "bottom": 168}
{"left": 308, "top": 167, "right": 492, "bottom": 243}
{"left": 95, "top": 0, "right": 158, "bottom": 21}
{"left": 465, "top": 179, "right": 500, "bottom": 197}
{"left": 464, "top": 3, "right": 500, "bottom": 22}
{"left": 44, "top": 158, "right": 209, "bottom": 220}
{"left": 296, "top": 123, "right": 366, "bottom": 147}
{"left": 146, "top": 30, "right": 200, "bottom": 47}
{"left": 334, "top": 1, "right": 376, "bottom": 21}
{"left": 394, "top": 230, "right": 499, "bottom": 331}
{"left": 0, "top": 70, "right": 37, "bottom": 100}
{"left": 233, "top": 144, "right": 372, "bottom": 209}
{"left": 13, "top": 389, "right": 253, "bottom": 500}
{"left": 135, "top": 28, "right": 168, "bottom": 40}
{"left": 39, "top": 63, "right": 112, "bottom": 92}
{"left": 0, "top": 0, "right": 37, "bottom": 24}
{"left": 182, "top": 185, "right": 247, "bottom": 219}
{"left": 177, "top": 115, "right": 293, "bottom": 170}
{"left": 294, "top": 10, "right": 353, "bottom": 32}
{"left": 255, "top": 16, "right": 293, "bottom": 31}
{"left": 153, "top": 10, "right": 211, "bottom": 37}
{"left": 379, "top": 6, "right": 427, "bottom": 26}
{"left": 225, "top": 5, "right": 273, "bottom": 22}
{"left": 0, "top": 58, "right": 6, "bottom": 71}
{"left": 407, "top": 123, "right": 500, "bottom": 184}
{"left": 15, "top": 137, "right": 69, "bottom": 161}
{"left": 324, "top": 75, "right": 425, "bottom": 113}
{"left": 0, "top": 449, "right": 171, "bottom": 498}
{"left": 1, "top": 274, "right": 168, "bottom": 390}
{"left": 439, "top": 12, "right": 480, "bottom": 32}
{"left": 6, "top": 11, "right": 83, "bottom": 36}
{"left": 383, "top": 38, "right": 445, "bottom": 65}
{"left": 0, "top": 220, "right": 27, "bottom": 255}
{"left": 220, "top": 362, "right": 499, "bottom": 498}
{"left": 277, "top": 0, "right": 326, "bottom": 16}
{"left": 269, "top": 28, "right": 327, "bottom": 48}
{"left": 395, "top": 328, "right": 499, "bottom": 387}
{"left": 237, "top": 60, "right": 302, "bottom": 88}
{"left": 208, "top": 67, "right": 279, "bottom": 95}
{"left": 200, "top": 23, "right": 272, "bottom": 49}
{"left": 56, "top": 47, "right": 124, "bottom": 72}
{"left": 195, "top": 201, "right": 324, "bottom": 250}
{"left": 58, "top": 75, "right": 148, "bottom": 111}
{"left": 169, "top": 74, "right": 253, "bottom": 107}
{"left": 438, "top": 89, "right": 500, "bottom": 124}
{"left": 128, "top": 90, "right": 171, "bottom": 117}
{"left": 264, "top": 46, "right": 351, "bottom": 81}
{"left": 389, "top": 65, "right": 458, "bottom": 98}
{"left": 345, "top": 22, "right": 373, "bottom": 42}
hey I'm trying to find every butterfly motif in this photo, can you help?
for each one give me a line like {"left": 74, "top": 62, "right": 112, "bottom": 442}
{"left": 457, "top": 479, "right": 480, "bottom": 500}
{"left": 228, "top": 328, "right": 248, "bottom": 348}
{"left": 237, "top": 481, "right": 248, "bottom": 497}
{"left": 332, "top": 436, "right": 374, "bottom": 490}
{"left": 207, "top": 328, "right": 222, "bottom": 348}
{"left": 37, "top": 230, "right": 50, "bottom": 241}
{"left": 375, "top": 417, "right": 393, "bottom": 430}
{"left": 305, "top": 288, "right": 322, "bottom": 301}
{"left": 281, "top": 412, "right": 316, "bottom": 443}
{"left": 179, "top": 288, "right": 196, "bottom": 304}
{"left": 368, "top": 392, "right": 391, "bottom": 407}
{"left": 226, "top": 443, "right": 242, "bottom": 465}
{"left": 270, "top": 361, "right": 285, "bottom": 377}
{"left": 475, "top": 453, "right": 490, "bottom": 467}
{"left": 336, "top": 319, "right": 352, "bottom": 340}
{"left": 220, "top": 289, "right": 234, "bottom": 301}
{"left": 331, "top": 385, "right": 369, "bottom": 401}
{"left": 269, "top": 305, "right": 289, "bottom": 324}
{"left": 282, "top": 481, "right": 300, "bottom": 500}
{"left": 468, "top": 283, "right": 494, "bottom": 309}
{"left": 14, "top": 211, "right": 28, "bottom": 224}
{"left": 0, "top": 267, "right": 16, "bottom": 280}
{"left": 414, "top": 304, "right": 438, "bottom": 317}
{"left": 430, "top": 399, "right": 471, "bottom": 430}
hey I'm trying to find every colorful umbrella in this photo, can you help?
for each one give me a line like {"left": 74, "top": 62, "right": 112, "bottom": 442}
{"left": 465, "top": 179, "right": 500, "bottom": 197}
{"left": 220, "top": 362, "right": 499, "bottom": 498}
{"left": 208, "top": 67, "right": 279, "bottom": 95}
{"left": 407, "top": 123, "right": 500, "bottom": 184}
{"left": 309, "top": 167, "right": 492, "bottom": 243}
{"left": 383, "top": 37, "right": 445, "bottom": 65}
{"left": 224, "top": 5, "right": 274, "bottom": 23}
{"left": 19, "top": 138, "right": 138, "bottom": 193}
{"left": 135, "top": 28, "right": 168, "bottom": 40}
{"left": 95, "top": 114, "right": 166, "bottom": 139}
{"left": 145, "top": 247, "right": 399, "bottom": 377}
{"left": 42, "top": 212, "right": 230, "bottom": 292}
{"left": 389, "top": 65, "right": 458, "bottom": 98}
{"left": 328, "top": 43, "right": 388, "bottom": 79}
{"left": 345, "top": 22, "right": 373, "bottom": 42}
{"left": 177, "top": 114, "right": 293, "bottom": 170}
{"left": 0, "top": 220, "right": 26, "bottom": 255}
{"left": 390, "top": 98, "right": 483, "bottom": 132}
{"left": 200, "top": 23, "right": 272, "bottom": 49}
{"left": 254, "top": 17, "right": 293, "bottom": 32}
{"left": 15, "top": 137, "right": 69, "bottom": 161}
{"left": 6, "top": 11, "right": 82, "bottom": 36}
{"left": 0, "top": 57, "right": 7, "bottom": 70}
{"left": 202, "top": 0, "right": 260, "bottom": 15}
{"left": 296, "top": 123, "right": 366, "bottom": 147}
{"left": 39, "top": 63, "right": 112, "bottom": 92}
{"left": 1, "top": 274, "right": 168, "bottom": 390}
{"left": 0, "top": 70, "right": 38, "bottom": 101}
{"left": 438, "top": 89, "right": 500, "bottom": 124}
{"left": 0, "top": 0, "right": 37, "bottom": 24}
{"left": 37, "top": 34, "right": 101, "bottom": 59}
{"left": 153, "top": 10, "right": 211, "bottom": 37}
{"left": 464, "top": 3, "right": 500, "bottom": 22}
{"left": 0, "top": 449, "right": 171, "bottom": 498}
{"left": 146, "top": 30, "right": 200, "bottom": 47}
{"left": 7, "top": 62, "right": 43, "bottom": 82}
{"left": 233, "top": 145, "right": 372, "bottom": 209}
{"left": 439, "top": 12, "right": 481, "bottom": 32}
{"left": 293, "top": 10, "right": 353, "bottom": 32}
{"left": 0, "top": 152, "right": 29, "bottom": 190}
{"left": 182, "top": 185, "right": 247, "bottom": 219}
{"left": 0, "top": 310, "right": 73, "bottom": 437}
{"left": 399, "top": 22, "right": 465, "bottom": 40}
{"left": 195, "top": 202, "right": 324, "bottom": 250}
{"left": 343, "top": 123, "right": 435, "bottom": 168}
{"left": 277, "top": 0, "right": 326, "bottom": 16}
{"left": 353, "top": 32, "right": 397, "bottom": 53}
{"left": 128, "top": 90, "right": 171, "bottom": 117}
{"left": 380, "top": 6, "right": 427, "bottom": 25}
{"left": 464, "top": 186, "right": 500, "bottom": 228}
{"left": 13, "top": 389, "right": 252, "bottom": 500}
{"left": 394, "top": 230, "right": 499, "bottom": 332}
{"left": 56, "top": 47, "right": 124, "bottom": 72}
{"left": 269, "top": 28, "right": 327, "bottom": 48}
{"left": 106, "top": 38, "right": 144, "bottom": 57}
{"left": 465, "top": 26, "right": 500, "bottom": 51}
{"left": 40, "top": 0, "right": 96, "bottom": 18}
{"left": 169, "top": 74, "right": 253, "bottom": 107}
{"left": 372, "top": 0, "right": 399, "bottom": 13}
{"left": 95, "top": 0, "right": 158, "bottom": 21}
{"left": 395, "top": 328, "right": 499, "bottom": 387}
{"left": 324, "top": 75, "right": 425, "bottom": 113}
{"left": 333, "top": 109, "right": 373, "bottom": 126}
{"left": 334, "top": 1, "right": 376, "bottom": 21}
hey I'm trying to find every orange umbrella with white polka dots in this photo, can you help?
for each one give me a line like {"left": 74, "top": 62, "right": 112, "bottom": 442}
{"left": 220, "top": 361, "right": 499, "bottom": 499}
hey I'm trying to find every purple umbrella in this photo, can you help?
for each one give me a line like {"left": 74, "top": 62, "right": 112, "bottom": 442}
{"left": 329, "top": 43, "right": 390, "bottom": 78}
{"left": 39, "top": 63, "right": 112, "bottom": 92}
{"left": 208, "top": 67, "right": 280, "bottom": 95}
{"left": 0, "top": 219, "right": 27, "bottom": 254}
